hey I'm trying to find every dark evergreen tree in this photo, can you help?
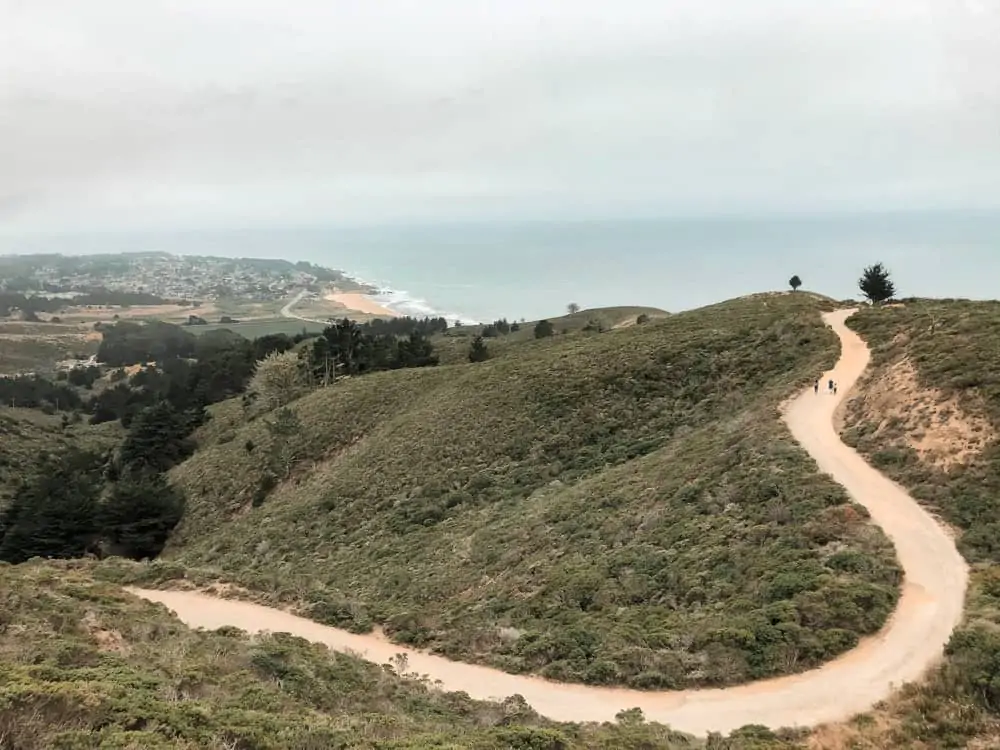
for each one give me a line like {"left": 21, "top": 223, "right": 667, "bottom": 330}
{"left": 394, "top": 331, "right": 439, "bottom": 369}
{"left": 788, "top": 275, "right": 802, "bottom": 291}
{"left": 0, "top": 449, "right": 103, "bottom": 564}
{"left": 118, "top": 401, "right": 195, "bottom": 473}
{"left": 99, "top": 470, "right": 185, "bottom": 560}
{"left": 534, "top": 319, "right": 555, "bottom": 339}
{"left": 325, "top": 318, "right": 365, "bottom": 375}
{"left": 252, "top": 333, "right": 296, "bottom": 361}
{"left": 858, "top": 262, "right": 896, "bottom": 304}
{"left": 468, "top": 335, "right": 490, "bottom": 363}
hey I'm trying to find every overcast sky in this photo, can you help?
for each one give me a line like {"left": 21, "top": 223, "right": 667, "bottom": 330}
{"left": 1, "top": 0, "right": 998, "bottom": 232}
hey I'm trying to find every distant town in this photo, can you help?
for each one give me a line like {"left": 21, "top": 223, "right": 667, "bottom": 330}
{"left": 0, "top": 252, "right": 369, "bottom": 303}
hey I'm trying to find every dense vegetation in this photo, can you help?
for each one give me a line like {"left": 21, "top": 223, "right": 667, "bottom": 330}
{"left": 302, "top": 318, "right": 439, "bottom": 381}
{"left": 164, "top": 293, "right": 900, "bottom": 690}
{"left": 0, "top": 434, "right": 186, "bottom": 564}
{"left": 0, "top": 409, "right": 121, "bottom": 506}
{"left": 0, "top": 373, "right": 84, "bottom": 410}
{"left": 0, "top": 559, "right": 812, "bottom": 749}
{"left": 1, "top": 312, "right": 446, "bottom": 569}
{"left": 837, "top": 299, "right": 1000, "bottom": 748}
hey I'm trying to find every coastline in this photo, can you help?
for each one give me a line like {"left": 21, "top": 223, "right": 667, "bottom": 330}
{"left": 328, "top": 272, "right": 482, "bottom": 325}
{"left": 324, "top": 291, "right": 399, "bottom": 318}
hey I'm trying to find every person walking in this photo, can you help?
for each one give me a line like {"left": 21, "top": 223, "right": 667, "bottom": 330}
{"left": 814, "top": 380, "right": 819, "bottom": 394}
{"left": 828, "top": 378, "right": 834, "bottom": 393}
{"left": 833, "top": 382, "right": 838, "bottom": 395}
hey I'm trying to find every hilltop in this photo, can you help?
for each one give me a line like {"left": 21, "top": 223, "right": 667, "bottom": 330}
{"left": 160, "top": 292, "right": 901, "bottom": 691}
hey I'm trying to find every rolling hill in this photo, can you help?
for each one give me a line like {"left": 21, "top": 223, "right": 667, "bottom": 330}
{"left": 160, "top": 292, "right": 901, "bottom": 691}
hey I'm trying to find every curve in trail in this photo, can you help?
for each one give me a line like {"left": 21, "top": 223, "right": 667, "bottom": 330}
{"left": 130, "top": 309, "right": 969, "bottom": 735}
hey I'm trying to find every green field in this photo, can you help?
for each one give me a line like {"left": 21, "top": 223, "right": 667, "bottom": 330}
{"left": 186, "top": 317, "right": 328, "bottom": 338}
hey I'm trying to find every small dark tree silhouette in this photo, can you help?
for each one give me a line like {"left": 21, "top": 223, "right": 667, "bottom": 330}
{"left": 533, "top": 319, "right": 555, "bottom": 339}
{"left": 468, "top": 335, "right": 490, "bottom": 363}
{"left": 567, "top": 302, "right": 580, "bottom": 315}
{"left": 858, "top": 262, "right": 896, "bottom": 305}
{"left": 788, "top": 275, "right": 802, "bottom": 291}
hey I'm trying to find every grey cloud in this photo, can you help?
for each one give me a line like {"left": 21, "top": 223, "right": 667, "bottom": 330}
{"left": 1, "top": 0, "right": 998, "bottom": 230}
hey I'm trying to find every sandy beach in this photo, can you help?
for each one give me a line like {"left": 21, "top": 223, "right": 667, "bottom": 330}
{"left": 324, "top": 291, "right": 398, "bottom": 317}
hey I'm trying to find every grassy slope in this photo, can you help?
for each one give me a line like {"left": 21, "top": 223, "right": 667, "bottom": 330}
{"left": 832, "top": 299, "right": 1000, "bottom": 749}
{"left": 164, "top": 292, "right": 900, "bottom": 690}
{"left": 3, "top": 559, "right": 753, "bottom": 750}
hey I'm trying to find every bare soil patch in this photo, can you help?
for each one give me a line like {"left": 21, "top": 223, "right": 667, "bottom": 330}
{"left": 843, "top": 357, "right": 994, "bottom": 470}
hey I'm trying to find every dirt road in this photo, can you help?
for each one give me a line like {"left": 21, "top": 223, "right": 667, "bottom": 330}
{"left": 279, "top": 289, "right": 328, "bottom": 324}
{"left": 130, "top": 308, "right": 968, "bottom": 735}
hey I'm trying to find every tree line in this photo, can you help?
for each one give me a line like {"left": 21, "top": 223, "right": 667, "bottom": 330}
{"left": 303, "top": 318, "right": 439, "bottom": 383}
{"left": 0, "top": 289, "right": 174, "bottom": 318}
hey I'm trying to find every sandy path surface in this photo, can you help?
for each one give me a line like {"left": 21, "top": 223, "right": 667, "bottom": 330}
{"left": 130, "top": 309, "right": 968, "bottom": 735}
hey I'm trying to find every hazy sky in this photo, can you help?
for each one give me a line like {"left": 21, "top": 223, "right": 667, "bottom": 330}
{"left": 2, "top": 0, "right": 999, "bottom": 232}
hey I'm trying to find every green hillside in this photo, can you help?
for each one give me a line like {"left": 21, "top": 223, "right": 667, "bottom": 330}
{"left": 163, "top": 292, "right": 900, "bottom": 690}
{"left": 7, "top": 559, "right": 773, "bottom": 750}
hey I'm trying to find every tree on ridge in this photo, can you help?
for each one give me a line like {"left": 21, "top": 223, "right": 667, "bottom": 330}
{"left": 788, "top": 275, "right": 802, "bottom": 291}
{"left": 468, "top": 336, "right": 490, "bottom": 363}
{"left": 858, "top": 263, "right": 896, "bottom": 305}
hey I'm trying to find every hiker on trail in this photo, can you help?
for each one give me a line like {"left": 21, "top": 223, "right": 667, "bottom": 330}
{"left": 814, "top": 380, "right": 819, "bottom": 394}
{"left": 833, "top": 382, "right": 838, "bottom": 394}
{"left": 828, "top": 378, "right": 834, "bottom": 393}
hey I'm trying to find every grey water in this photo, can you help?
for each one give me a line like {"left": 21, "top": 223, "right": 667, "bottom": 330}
{"left": 2, "top": 210, "right": 998, "bottom": 323}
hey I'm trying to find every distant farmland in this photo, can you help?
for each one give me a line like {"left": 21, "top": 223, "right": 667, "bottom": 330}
{"left": 187, "top": 318, "right": 328, "bottom": 338}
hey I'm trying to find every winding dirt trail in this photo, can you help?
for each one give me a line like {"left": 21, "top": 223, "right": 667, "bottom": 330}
{"left": 130, "top": 309, "right": 968, "bottom": 735}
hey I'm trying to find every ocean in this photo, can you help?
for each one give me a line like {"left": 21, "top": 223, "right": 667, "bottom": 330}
{"left": 2, "top": 210, "right": 999, "bottom": 324}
